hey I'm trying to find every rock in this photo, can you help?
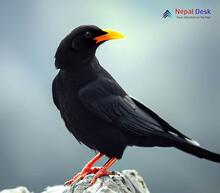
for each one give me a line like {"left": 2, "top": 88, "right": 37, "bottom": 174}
{"left": 0, "top": 170, "right": 150, "bottom": 193}
{"left": 0, "top": 187, "right": 32, "bottom": 193}
{"left": 42, "top": 186, "right": 68, "bottom": 193}
{"left": 64, "top": 170, "right": 150, "bottom": 193}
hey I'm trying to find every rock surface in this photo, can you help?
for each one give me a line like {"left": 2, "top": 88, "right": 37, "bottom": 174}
{"left": 0, "top": 170, "right": 150, "bottom": 193}
{"left": 0, "top": 187, "right": 33, "bottom": 193}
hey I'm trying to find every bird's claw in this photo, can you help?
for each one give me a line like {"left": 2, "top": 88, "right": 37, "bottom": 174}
{"left": 89, "top": 168, "right": 113, "bottom": 186}
{"left": 64, "top": 172, "right": 84, "bottom": 186}
{"left": 64, "top": 167, "right": 103, "bottom": 186}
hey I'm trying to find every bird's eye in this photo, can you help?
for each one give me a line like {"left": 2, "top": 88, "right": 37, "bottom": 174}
{"left": 84, "top": 31, "right": 92, "bottom": 39}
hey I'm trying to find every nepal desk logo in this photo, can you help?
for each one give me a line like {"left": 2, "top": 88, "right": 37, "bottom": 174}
{"left": 162, "top": 10, "right": 172, "bottom": 18}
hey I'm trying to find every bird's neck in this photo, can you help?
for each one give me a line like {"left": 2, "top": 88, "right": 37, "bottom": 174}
{"left": 77, "top": 53, "right": 95, "bottom": 66}
{"left": 63, "top": 56, "right": 101, "bottom": 75}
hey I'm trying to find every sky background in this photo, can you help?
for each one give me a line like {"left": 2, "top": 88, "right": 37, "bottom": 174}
{"left": 0, "top": 1, "right": 220, "bottom": 193}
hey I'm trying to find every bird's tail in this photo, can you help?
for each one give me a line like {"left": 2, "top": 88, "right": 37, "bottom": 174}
{"left": 168, "top": 134, "right": 220, "bottom": 163}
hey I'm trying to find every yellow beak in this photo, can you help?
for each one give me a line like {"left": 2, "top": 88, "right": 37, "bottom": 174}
{"left": 94, "top": 29, "right": 124, "bottom": 44}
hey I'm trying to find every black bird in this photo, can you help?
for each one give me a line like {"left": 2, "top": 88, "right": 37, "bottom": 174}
{"left": 53, "top": 25, "right": 220, "bottom": 186}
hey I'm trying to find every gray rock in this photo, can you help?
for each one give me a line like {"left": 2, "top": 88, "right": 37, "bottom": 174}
{"left": 42, "top": 186, "right": 68, "bottom": 193}
{"left": 0, "top": 187, "right": 33, "bottom": 193}
{"left": 0, "top": 170, "right": 150, "bottom": 193}
{"left": 64, "top": 170, "right": 150, "bottom": 193}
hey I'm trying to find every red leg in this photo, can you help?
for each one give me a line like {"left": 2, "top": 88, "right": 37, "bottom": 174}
{"left": 89, "top": 157, "right": 117, "bottom": 186}
{"left": 65, "top": 153, "right": 104, "bottom": 186}
{"left": 81, "top": 152, "right": 104, "bottom": 172}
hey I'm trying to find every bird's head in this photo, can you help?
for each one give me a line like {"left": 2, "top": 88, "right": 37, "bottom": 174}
{"left": 55, "top": 25, "right": 124, "bottom": 70}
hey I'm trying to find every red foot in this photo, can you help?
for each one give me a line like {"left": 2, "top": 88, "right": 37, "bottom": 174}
{"left": 64, "top": 167, "right": 102, "bottom": 186}
{"left": 89, "top": 168, "right": 113, "bottom": 186}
